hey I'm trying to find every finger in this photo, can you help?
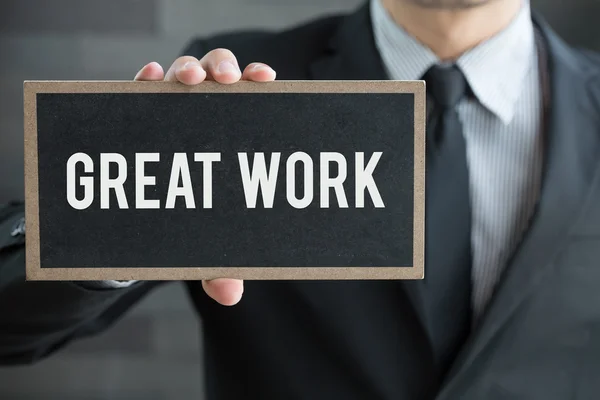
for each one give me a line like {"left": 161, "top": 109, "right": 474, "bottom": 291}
{"left": 134, "top": 62, "right": 165, "bottom": 81}
{"left": 202, "top": 279, "right": 244, "bottom": 306}
{"left": 242, "top": 63, "right": 277, "bottom": 82}
{"left": 199, "top": 48, "right": 242, "bottom": 84}
{"left": 165, "top": 56, "right": 208, "bottom": 85}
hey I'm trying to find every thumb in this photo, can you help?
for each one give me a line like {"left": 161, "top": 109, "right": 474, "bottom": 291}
{"left": 202, "top": 279, "right": 244, "bottom": 306}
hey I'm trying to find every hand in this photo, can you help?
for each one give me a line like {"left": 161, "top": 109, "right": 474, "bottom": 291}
{"left": 134, "top": 48, "right": 277, "bottom": 306}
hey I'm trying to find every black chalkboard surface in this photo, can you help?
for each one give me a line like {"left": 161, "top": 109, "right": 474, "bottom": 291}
{"left": 24, "top": 81, "right": 425, "bottom": 280}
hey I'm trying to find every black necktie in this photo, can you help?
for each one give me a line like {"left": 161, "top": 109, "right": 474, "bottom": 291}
{"left": 422, "top": 65, "right": 473, "bottom": 373}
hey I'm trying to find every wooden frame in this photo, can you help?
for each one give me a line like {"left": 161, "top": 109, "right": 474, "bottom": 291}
{"left": 24, "top": 80, "right": 425, "bottom": 280}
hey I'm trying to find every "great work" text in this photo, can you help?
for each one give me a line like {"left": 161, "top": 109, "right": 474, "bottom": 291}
{"left": 65, "top": 152, "right": 385, "bottom": 210}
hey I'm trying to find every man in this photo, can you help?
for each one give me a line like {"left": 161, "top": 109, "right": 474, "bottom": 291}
{"left": 1, "top": 0, "right": 599, "bottom": 398}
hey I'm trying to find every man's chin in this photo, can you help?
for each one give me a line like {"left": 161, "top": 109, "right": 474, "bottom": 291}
{"left": 404, "top": 0, "right": 494, "bottom": 10}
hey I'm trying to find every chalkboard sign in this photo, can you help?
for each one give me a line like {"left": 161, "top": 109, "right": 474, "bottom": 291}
{"left": 24, "top": 81, "right": 425, "bottom": 280}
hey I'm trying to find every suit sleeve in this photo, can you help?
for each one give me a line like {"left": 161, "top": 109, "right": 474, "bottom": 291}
{"left": 0, "top": 202, "right": 162, "bottom": 365}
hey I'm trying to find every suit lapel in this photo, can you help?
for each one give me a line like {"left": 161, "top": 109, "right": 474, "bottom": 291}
{"left": 309, "top": 2, "right": 431, "bottom": 337}
{"left": 440, "top": 15, "right": 600, "bottom": 394}
{"left": 309, "top": 3, "right": 387, "bottom": 81}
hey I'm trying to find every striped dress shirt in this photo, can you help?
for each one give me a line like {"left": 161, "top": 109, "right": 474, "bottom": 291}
{"left": 370, "top": 0, "right": 544, "bottom": 316}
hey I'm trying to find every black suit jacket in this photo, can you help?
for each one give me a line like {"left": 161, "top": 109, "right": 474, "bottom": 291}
{"left": 2, "top": 4, "right": 600, "bottom": 400}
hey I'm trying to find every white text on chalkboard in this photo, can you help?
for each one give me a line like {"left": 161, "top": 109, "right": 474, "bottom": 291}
{"left": 65, "top": 152, "right": 385, "bottom": 210}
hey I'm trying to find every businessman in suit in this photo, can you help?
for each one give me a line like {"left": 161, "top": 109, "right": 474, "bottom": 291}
{"left": 2, "top": 0, "right": 600, "bottom": 398}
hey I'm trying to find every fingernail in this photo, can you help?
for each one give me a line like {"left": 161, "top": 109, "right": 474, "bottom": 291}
{"left": 252, "top": 64, "right": 269, "bottom": 71}
{"left": 182, "top": 61, "right": 198, "bottom": 71}
{"left": 217, "top": 60, "right": 237, "bottom": 73}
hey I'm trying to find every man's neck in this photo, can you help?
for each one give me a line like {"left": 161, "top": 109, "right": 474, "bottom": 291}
{"left": 380, "top": 0, "right": 523, "bottom": 61}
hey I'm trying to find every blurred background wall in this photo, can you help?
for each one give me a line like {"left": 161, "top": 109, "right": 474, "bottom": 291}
{"left": 0, "top": 0, "right": 598, "bottom": 399}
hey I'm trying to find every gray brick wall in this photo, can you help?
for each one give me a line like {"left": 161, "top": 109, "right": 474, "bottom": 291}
{"left": 0, "top": 1, "right": 598, "bottom": 399}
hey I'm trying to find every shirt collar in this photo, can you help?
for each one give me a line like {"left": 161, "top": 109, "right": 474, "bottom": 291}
{"left": 370, "top": 0, "right": 536, "bottom": 124}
